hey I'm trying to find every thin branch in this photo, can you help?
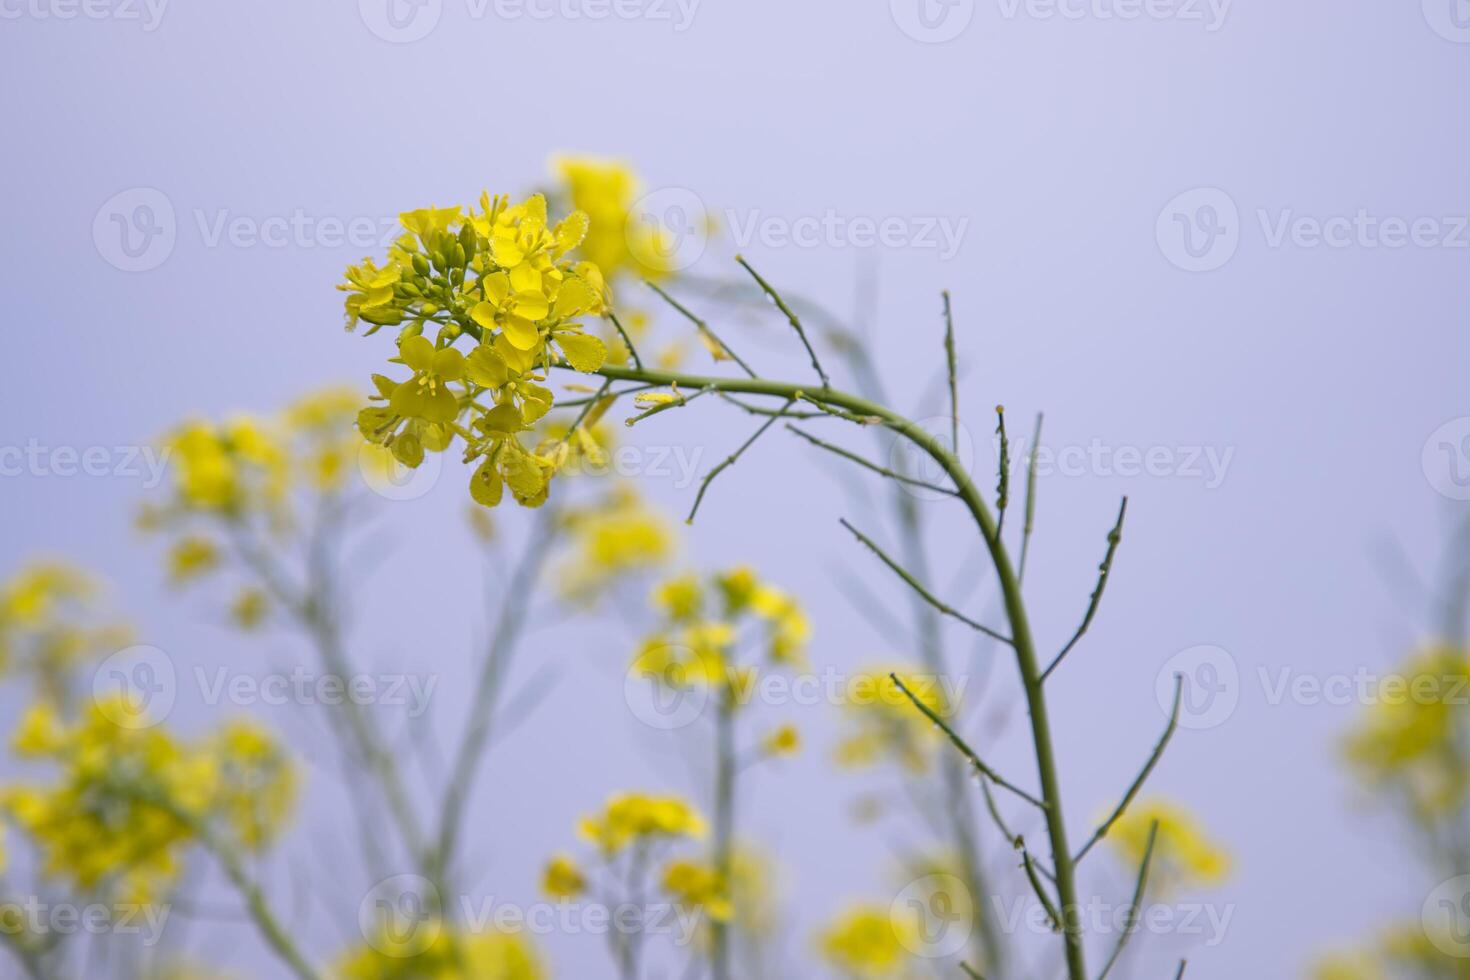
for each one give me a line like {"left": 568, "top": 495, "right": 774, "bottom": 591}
{"left": 1175, "top": 960, "right": 1188, "bottom": 979}
{"left": 1021, "top": 849, "right": 1061, "bottom": 931}
{"left": 716, "top": 392, "right": 827, "bottom": 419}
{"left": 1075, "top": 674, "right": 1182, "bottom": 863}
{"left": 645, "top": 280, "right": 757, "bottom": 378}
{"left": 624, "top": 384, "right": 713, "bottom": 426}
{"left": 841, "top": 521, "right": 1012, "bottom": 645}
{"left": 797, "top": 393, "right": 884, "bottom": 425}
{"left": 786, "top": 424, "right": 958, "bottom": 497}
{"left": 960, "top": 964, "right": 985, "bottom": 979}
{"left": 943, "top": 291, "right": 959, "bottom": 454}
{"left": 735, "top": 255, "right": 830, "bottom": 387}
{"left": 888, "top": 673, "right": 1045, "bottom": 810}
{"left": 994, "top": 406, "right": 1010, "bottom": 538}
{"left": 1097, "top": 820, "right": 1159, "bottom": 980}
{"left": 605, "top": 311, "right": 644, "bottom": 370}
{"left": 687, "top": 399, "right": 795, "bottom": 524}
{"left": 1041, "top": 497, "right": 1129, "bottom": 682}
{"left": 559, "top": 379, "right": 611, "bottom": 445}
{"left": 979, "top": 774, "right": 1020, "bottom": 848}
{"left": 1018, "top": 413, "right": 1043, "bottom": 585}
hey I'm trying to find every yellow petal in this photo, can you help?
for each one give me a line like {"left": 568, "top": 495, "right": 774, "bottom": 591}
{"left": 556, "top": 332, "right": 607, "bottom": 373}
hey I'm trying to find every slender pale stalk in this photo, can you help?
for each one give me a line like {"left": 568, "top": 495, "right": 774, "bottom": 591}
{"left": 566, "top": 364, "right": 1091, "bottom": 980}
{"left": 430, "top": 508, "right": 561, "bottom": 893}
{"left": 710, "top": 685, "right": 737, "bottom": 980}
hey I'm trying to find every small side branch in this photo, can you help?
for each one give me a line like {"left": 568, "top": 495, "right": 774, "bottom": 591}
{"left": 645, "top": 280, "right": 757, "bottom": 378}
{"left": 1021, "top": 849, "right": 1062, "bottom": 931}
{"left": 1075, "top": 674, "right": 1182, "bottom": 864}
{"left": 994, "top": 407, "right": 1010, "bottom": 537}
{"left": 888, "top": 673, "right": 1045, "bottom": 810}
{"left": 786, "top": 424, "right": 958, "bottom": 497}
{"left": 687, "top": 399, "right": 795, "bottom": 523}
{"left": 841, "top": 520, "right": 1011, "bottom": 645}
{"left": 1097, "top": 820, "right": 1159, "bottom": 980}
{"left": 605, "top": 311, "right": 644, "bottom": 370}
{"left": 960, "top": 963, "right": 985, "bottom": 979}
{"left": 735, "top": 255, "right": 830, "bottom": 388}
{"left": 1018, "top": 413, "right": 1043, "bottom": 585}
{"left": 625, "top": 384, "right": 713, "bottom": 426}
{"left": 943, "top": 291, "right": 959, "bottom": 453}
{"left": 1040, "top": 497, "right": 1128, "bottom": 683}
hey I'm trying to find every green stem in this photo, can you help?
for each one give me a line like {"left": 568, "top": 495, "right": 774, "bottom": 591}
{"left": 711, "top": 687, "right": 737, "bottom": 980}
{"left": 572, "top": 363, "right": 1090, "bottom": 980}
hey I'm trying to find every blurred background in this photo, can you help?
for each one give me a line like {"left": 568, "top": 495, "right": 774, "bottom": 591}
{"left": 1, "top": 2, "right": 1468, "bottom": 977}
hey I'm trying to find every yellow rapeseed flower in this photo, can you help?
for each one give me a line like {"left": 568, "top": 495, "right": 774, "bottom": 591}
{"left": 1106, "top": 797, "right": 1229, "bottom": 891}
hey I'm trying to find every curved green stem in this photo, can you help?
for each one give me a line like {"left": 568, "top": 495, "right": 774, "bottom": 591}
{"left": 570, "top": 363, "right": 1089, "bottom": 980}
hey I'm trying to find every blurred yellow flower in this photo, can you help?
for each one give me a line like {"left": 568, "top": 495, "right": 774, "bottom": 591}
{"left": 541, "top": 853, "right": 586, "bottom": 898}
{"left": 662, "top": 857, "right": 733, "bottom": 922}
{"left": 552, "top": 156, "right": 677, "bottom": 282}
{"left": 818, "top": 904, "right": 916, "bottom": 979}
{"left": 1, "top": 699, "right": 296, "bottom": 903}
{"left": 1344, "top": 645, "right": 1470, "bottom": 814}
{"left": 1106, "top": 797, "right": 1229, "bottom": 891}
{"left": 835, "top": 668, "right": 950, "bottom": 773}
{"left": 0, "top": 560, "right": 132, "bottom": 704}
{"left": 336, "top": 927, "right": 544, "bottom": 980}
{"left": 167, "top": 536, "right": 220, "bottom": 585}
{"left": 556, "top": 487, "right": 677, "bottom": 603}
{"left": 577, "top": 792, "right": 707, "bottom": 856}
{"left": 761, "top": 724, "right": 801, "bottom": 757}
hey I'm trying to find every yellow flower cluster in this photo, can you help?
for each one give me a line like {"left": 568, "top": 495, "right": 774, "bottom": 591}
{"left": 576, "top": 792, "right": 707, "bottom": 857}
{"left": 335, "top": 927, "right": 544, "bottom": 980}
{"left": 152, "top": 386, "right": 370, "bottom": 521}
{"left": 145, "top": 387, "right": 382, "bottom": 626}
{"left": 662, "top": 857, "right": 734, "bottom": 922}
{"left": 2, "top": 699, "right": 295, "bottom": 903}
{"left": 1106, "top": 797, "right": 1229, "bottom": 891}
{"left": 834, "top": 668, "right": 951, "bottom": 773}
{"left": 1313, "top": 921, "right": 1470, "bottom": 980}
{"left": 1343, "top": 646, "right": 1470, "bottom": 814}
{"left": 632, "top": 568, "right": 811, "bottom": 701}
{"left": 0, "top": 561, "right": 132, "bottom": 704}
{"left": 344, "top": 195, "right": 614, "bottom": 511}
{"left": 818, "top": 904, "right": 917, "bottom": 980}
{"left": 555, "top": 486, "right": 678, "bottom": 604}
